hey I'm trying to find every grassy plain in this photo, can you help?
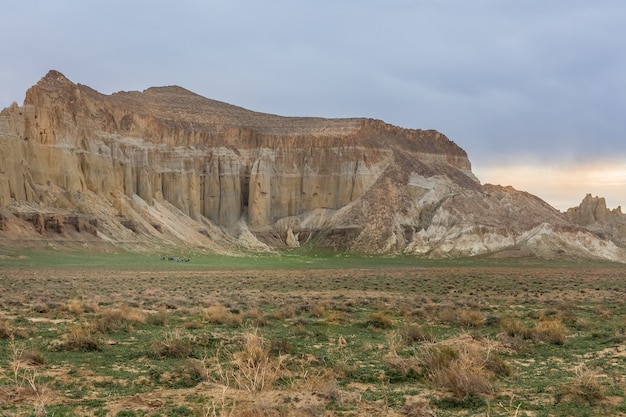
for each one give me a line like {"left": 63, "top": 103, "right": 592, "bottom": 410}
{"left": 0, "top": 251, "right": 625, "bottom": 416}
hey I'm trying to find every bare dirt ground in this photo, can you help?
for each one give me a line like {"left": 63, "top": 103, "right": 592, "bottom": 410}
{"left": 1, "top": 264, "right": 625, "bottom": 416}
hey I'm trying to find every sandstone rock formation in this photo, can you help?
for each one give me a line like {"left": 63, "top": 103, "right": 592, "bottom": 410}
{"left": 1, "top": 70, "right": 624, "bottom": 262}
{"left": 566, "top": 194, "right": 626, "bottom": 248}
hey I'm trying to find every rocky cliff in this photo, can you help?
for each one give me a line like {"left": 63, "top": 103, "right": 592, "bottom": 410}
{"left": 566, "top": 194, "right": 626, "bottom": 248}
{"left": 1, "top": 70, "right": 624, "bottom": 262}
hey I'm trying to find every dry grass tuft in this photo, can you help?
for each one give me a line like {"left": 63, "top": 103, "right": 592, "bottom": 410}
{"left": 58, "top": 322, "right": 101, "bottom": 351}
{"left": 153, "top": 329, "right": 195, "bottom": 358}
{"left": 211, "top": 329, "right": 289, "bottom": 392}
{"left": 94, "top": 304, "right": 146, "bottom": 333}
{"left": 532, "top": 319, "right": 567, "bottom": 345}
{"left": 63, "top": 299, "right": 85, "bottom": 316}
{"left": 499, "top": 316, "right": 532, "bottom": 339}
{"left": 20, "top": 349, "right": 47, "bottom": 367}
{"left": 318, "top": 378, "right": 362, "bottom": 409}
{"left": 244, "top": 307, "right": 267, "bottom": 326}
{"left": 0, "top": 319, "right": 13, "bottom": 339}
{"left": 458, "top": 308, "right": 485, "bottom": 327}
{"left": 310, "top": 303, "right": 326, "bottom": 318}
{"left": 558, "top": 368, "right": 606, "bottom": 405}
{"left": 147, "top": 308, "right": 169, "bottom": 326}
{"left": 402, "top": 402, "right": 437, "bottom": 417}
{"left": 206, "top": 304, "right": 243, "bottom": 327}
{"left": 325, "top": 310, "right": 349, "bottom": 324}
{"left": 367, "top": 311, "right": 394, "bottom": 329}
{"left": 419, "top": 338, "right": 508, "bottom": 399}
{"left": 384, "top": 331, "right": 421, "bottom": 376}
{"left": 267, "top": 305, "right": 296, "bottom": 321}
{"left": 403, "top": 324, "right": 436, "bottom": 344}
{"left": 6, "top": 335, "right": 50, "bottom": 416}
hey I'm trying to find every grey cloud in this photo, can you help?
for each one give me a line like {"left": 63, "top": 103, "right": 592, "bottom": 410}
{"left": 1, "top": 1, "right": 625, "bottom": 165}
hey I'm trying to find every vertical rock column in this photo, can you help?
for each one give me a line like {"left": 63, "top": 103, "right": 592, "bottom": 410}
{"left": 203, "top": 161, "right": 220, "bottom": 224}
{"left": 217, "top": 153, "right": 242, "bottom": 228}
{"left": 248, "top": 154, "right": 272, "bottom": 229}
{"left": 201, "top": 150, "right": 242, "bottom": 229}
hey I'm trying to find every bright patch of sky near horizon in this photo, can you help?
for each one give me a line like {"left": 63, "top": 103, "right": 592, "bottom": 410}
{"left": 474, "top": 161, "right": 626, "bottom": 211}
{"left": 1, "top": 1, "right": 624, "bottom": 210}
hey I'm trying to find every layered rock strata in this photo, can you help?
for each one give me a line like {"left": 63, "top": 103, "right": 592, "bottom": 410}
{"left": 1, "top": 70, "right": 624, "bottom": 261}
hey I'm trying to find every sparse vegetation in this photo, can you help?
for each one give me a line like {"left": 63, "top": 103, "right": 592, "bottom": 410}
{"left": 0, "top": 256, "right": 625, "bottom": 415}
{"left": 532, "top": 318, "right": 568, "bottom": 345}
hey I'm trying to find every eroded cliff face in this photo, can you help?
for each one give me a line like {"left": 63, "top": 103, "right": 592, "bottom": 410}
{"left": 1, "top": 70, "right": 624, "bottom": 262}
{"left": 566, "top": 194, "right": 626, "bottom": 248}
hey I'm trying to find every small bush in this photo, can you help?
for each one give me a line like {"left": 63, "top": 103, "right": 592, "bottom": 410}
{"left": 64, "top": 299, "right": 85, "bottom": 315}
{"left": 244, "top": 307, "right": 267, "bottom": 326}
{"left": 118, "top": 304, "right": 146, "bottom": 323}
{"left": 419, "top": 343, "right": 499, "bottom": 398}
{"left": 153, "top": 330, "right": 195, "bottom": 358}
{"left": 533, "top": 319, "right": 567, "bottom": 345}
{"left": 0, "top": 319, "right": 13, "bottom": 339}
{"left": 420, "top": 345, "right": 459, "bottom": 373}
{"left": 147, "top": 309, "right": 169, "bottom": 326}
{"left": 20, "top": 349, "right": 47, "bottom": 366}
{"left": 403, "top": 324, "right": 435, "bottom": 344}
{"left": 437, "top": 307, "right": 459, "bottom": 324}
{"left": 367, "top": 311, "right": 393, "bottom": 329}
{"left": 458, "top": 309, "right": 485, "bottom": 327}
{"left": 60, "top": 322, "right": 101, "bottom": 351}
{"left": 213, "top": 329, "right": 288, "bottom": 392}
{"left": 267, "top": 305, "right": 296, "bottom": 320}
{"left": 183, "top": 319, "right": 203, "bottom": 329}
{"left": 310, "top": 303, "right": 326, "bottom": 317}
{"left": 558, "top": 369, "right": 606, "bottom": 405}
{"left": 402, "top": 402, "right": 437, "bottom": 417}
{"left": 205, "top": 305, "right": 243, "bottom": 327}
{"left": 325, "top": 310, "right": 349, "bottom": 324}
{"left": 500, "top": 316, "right": 532, "bottom": 339}
{"left": 484, "top": 351, "right": 512, "bottom": 378}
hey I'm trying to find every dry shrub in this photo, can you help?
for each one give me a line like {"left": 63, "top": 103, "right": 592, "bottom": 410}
{"left": 183, "top": 319, "right": 204, "bottom": 329}
{"left": 20, "top": 349, "right": 47, "bottom": 367}
{"left": 458, "top": 309, "right": 485, "bottom": 327}
{"left": 499, "top": 316, "right": 532, "bottom": 339}
{"left": 402, "top": 402, "right": 437, "bottom": 417}
{"left": 419, "top": 341, "right": 504, "bottom": 398}
{"left": 60, "top": 322, "right": 101, "bottom": 351}
{"left": 0, "top": 319, "right": 13, "bottom": 339}
{"left": 94, "top": 304, "right": 145, "bottom": 333}
{"left": 236, "top": 401, "right": 284, "bottom": 417}
{"left": 325, "top": 310, "right": 349, "bottom": 324}
{"left": 403, "top": 324, "right": 436, "bottom": 344}
{"left": 558, "top": 368, "right": 606, "bottom": 405}
{"left": 384, "top": 331, "right": 421, "bottom": 376}
{"left": 244, "top": 307, "right": 267, "bottom": 326}
{"left": 367, "top": 311, "right": 393, "bottom": 329}
{"left": 437, "top": 307, "right": 459, "bottom": 324}
{"left": 532, "top": 319, "right": 567, "bottom": 345}
{"left": 206, "top": 305, "right": 243, "bottom": 327}
{"left": 118, "top": 304, "right": 146, "bottom": 323}
{"left": 267, "top": 305, "right": 295, "bottom": 320}
{"left": 232, "top": 331, "right": 286, "bottom": 391}
{"left": 310, "top": 303, "right": 326, "bottom": 318}
{"left": 484, "top": 351, "right": 512, "bottom": 378}
{"left": 317, "top": 378, "right": 362, "bottom": 409}
{"left": 147, "top": 309, "right": 169, "bottom": 326}
{"left": 212, "top": 329, "right": 288, "bottom": 392}
{"left": 6, "top": 336, "right": 50, "bottom": 416}
{"left": 64, "top": 299, "right": 85, "bottom": 315}
{"left": 153, "top": 329, "right": 195, "bottom": 358}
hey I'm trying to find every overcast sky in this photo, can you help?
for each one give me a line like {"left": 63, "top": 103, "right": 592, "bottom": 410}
{"left": 2, "top": 1, "right": 625, "bottom": 210}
